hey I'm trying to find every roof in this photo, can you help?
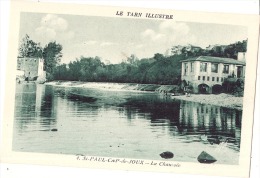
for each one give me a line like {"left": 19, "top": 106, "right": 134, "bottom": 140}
{"left": 17, "top": 57, "right": 41, "bottom": 59}
{"left": 181, "top": 56, "right": 246, "bottom": 65}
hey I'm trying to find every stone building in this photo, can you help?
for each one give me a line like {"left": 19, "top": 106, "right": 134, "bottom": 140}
{"left": 17, "top": 57, "right": 45, "bottom": 81}
{"left": 181, "top": 55, "right": 246, "bottom": 93}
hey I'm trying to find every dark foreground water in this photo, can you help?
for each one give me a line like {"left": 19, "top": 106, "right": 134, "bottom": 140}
{"left": 13, "top": 83, "right": 242, "bottom": 164}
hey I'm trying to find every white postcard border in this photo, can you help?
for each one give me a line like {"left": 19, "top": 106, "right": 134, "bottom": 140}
{"left": 1, "top": 1, "right": 259, "bottom": 178}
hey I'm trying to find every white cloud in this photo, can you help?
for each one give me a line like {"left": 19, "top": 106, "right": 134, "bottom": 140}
{"left": 142, "top": 29, "right": 155, "bottom": 38}
{"left": 41, "top": 14, "right": 68, "bottom": 32}
{"left": 128, "top": 42, "right": 135, "bottom": 46}
{"left": 136, "top": 44, "right": 144, "bottom": 49}
{"left": 141, "top": 21, "right": 197, "bottom": 47}
{"left": 35, "top": 14, "right": 74, "bottom": 42}
{"left": 159, "top": 21, "right": 189, "bottom": 35}
{"left": 141, "top": 29, "right": 165, "bottom": 42}
{"left": 100, "top": 42, "right": 116, "bottom": 46}
{"left": 153, "top": 33, "right": 165, "bottom": 41}
{"left": 65, "top": 31, "right": 75, "bottom": 40}
{"left": 83, "top": 40, "right": 97, "bottom": 45}
{"left": 35, "top": 26, "right": 56, "bottom": 39}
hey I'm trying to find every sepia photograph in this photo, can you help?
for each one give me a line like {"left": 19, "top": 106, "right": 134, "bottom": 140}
{"left": 14, "top": 12, "right": 248, "bottom": 164}
{"left": 1, "top": 1, "right": 259, "bottom": 178}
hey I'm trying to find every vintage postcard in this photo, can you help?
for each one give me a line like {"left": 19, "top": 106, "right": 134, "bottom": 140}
{"left": 1, "top": 1, "right": 259, "bottom": 178}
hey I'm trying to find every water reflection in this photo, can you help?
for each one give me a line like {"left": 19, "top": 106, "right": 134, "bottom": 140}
{"left": 13, "top": 84, "right": 242, "bottom": 164}
{"left": 178, "top": 101, "right": 241, "bottom": 150}
{"left": 179, "top": 102, "right": 241, "bottom": 135}
{"left": 119, "top": 95, "right": 180, "bottom": 124}
{"left": 15, "top": 84, "right": 37, "bottom": 131}
{"left": 120, "top": 96, "right": 241, "bottom": 151}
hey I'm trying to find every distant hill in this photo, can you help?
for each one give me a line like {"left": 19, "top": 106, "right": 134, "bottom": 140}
{"left": 170, "top": 39, "right": 247, "bottom": 59}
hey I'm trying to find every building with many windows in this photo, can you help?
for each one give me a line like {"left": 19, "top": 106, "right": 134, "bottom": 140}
{"left": 181, "top": 54, "right": 246, "bottom": 93}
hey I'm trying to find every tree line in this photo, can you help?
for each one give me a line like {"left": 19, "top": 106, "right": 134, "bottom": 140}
{"left": 18, "top": 34, "right": 63, "bottom": 80}
{"left": 207, "top": 40, "right": 247, "bottom": 59}
{"left": 172, "top": 40, "right": 247, "bottom": 59}
{"left": 52, "top": 54, "right": 184, "bottom": 85}
{"left": 18, "top": 35, "right": 247, "bottom": 87}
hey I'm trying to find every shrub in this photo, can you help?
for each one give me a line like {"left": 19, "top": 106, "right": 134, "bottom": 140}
{"left": 222, "top": 78, "right": 244, "bottom": 96}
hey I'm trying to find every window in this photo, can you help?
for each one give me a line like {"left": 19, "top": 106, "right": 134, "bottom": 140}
{"left": 212, "top": 77, "right": 215, "bottom": 81}
{"left": 217, "top": 77, "right": 219, "bottom": 82}
{"left": 223, "top": 65, "right": 229, "bottom": 74}
{"left": 207, "top": 76, "right": 210, "bottom": 81}
{"left": 202, "top": 76, "right": 205, "bottom": 81}
{"left": 221, "top": 77, "right": 224, "bottom": 82}
{"left": 198, "top": 76, "right": 201, "bottom": 80}
{"left": 211, "top": 63, "right": 218, "bottom": 73}
{"left": 200, "top": 62, "right": 207, "bottom": 72}
{"left": 184, "top": 63, "right": 188, "bottom": 75}
{"left": 190, "top": 62, "right": 194, "bottom": 72}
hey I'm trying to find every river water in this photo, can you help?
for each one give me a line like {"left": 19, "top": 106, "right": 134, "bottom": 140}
{"left": 13, "top": 83, "right": 242, "bottom": 164}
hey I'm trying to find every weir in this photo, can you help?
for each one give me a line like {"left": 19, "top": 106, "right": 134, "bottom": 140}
{"left": 46, "top": 81, "right": 179, "bottom": 93}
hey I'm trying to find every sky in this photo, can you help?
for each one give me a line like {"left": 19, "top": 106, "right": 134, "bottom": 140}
{"left": 19, "top": 12, "right": 248, "bottom": 64}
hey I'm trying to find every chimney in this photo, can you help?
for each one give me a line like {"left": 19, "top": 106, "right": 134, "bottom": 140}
{"left": 237, "top": 52, "right": 246, "bottom": 62}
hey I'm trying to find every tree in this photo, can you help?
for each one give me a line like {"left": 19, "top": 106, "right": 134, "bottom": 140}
{"left": 18, "top": 34, "right": 43, "bottom": 58}
{"left": 53, "top": 64, "right": 68, "bottom": 80}
{"left": 127, "top": 54, "right": 138, "bottom": 64}
{"left": 43, "top": 41, "right": 63, "bottom": 74}
{"left": 153, "top": 53, "right": 164, "bottom": 62}
{"left": 68, "top": 60, "right": 82, "bottom": 81}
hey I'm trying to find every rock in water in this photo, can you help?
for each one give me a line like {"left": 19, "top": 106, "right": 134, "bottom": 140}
{"left": 200, "top": 134, "right": 208, "bottom": 141}
{"left": 207, "top": 138, "right": 221, "bottom": 145}
{"left": 197, "top": 151, "right": 217, "bottom": 164}
{"left": 160, "top": 151, "right": 174, "bottom": 159}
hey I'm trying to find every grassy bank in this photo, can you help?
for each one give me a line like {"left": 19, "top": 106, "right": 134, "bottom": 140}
{"left": 171, "top": 93, "right": 243, "bottom": 110}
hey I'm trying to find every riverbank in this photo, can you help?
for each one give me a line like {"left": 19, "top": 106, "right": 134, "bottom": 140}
{"left": 45, "top": 81, "right": 243, "bottom": 110}
{"left": 171, "top": 93, "right": 243, "bottom": 110}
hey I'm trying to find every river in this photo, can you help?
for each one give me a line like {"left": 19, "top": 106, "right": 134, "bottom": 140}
{"left": 13, "top": 83, "right": 242, "bottom": 164}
